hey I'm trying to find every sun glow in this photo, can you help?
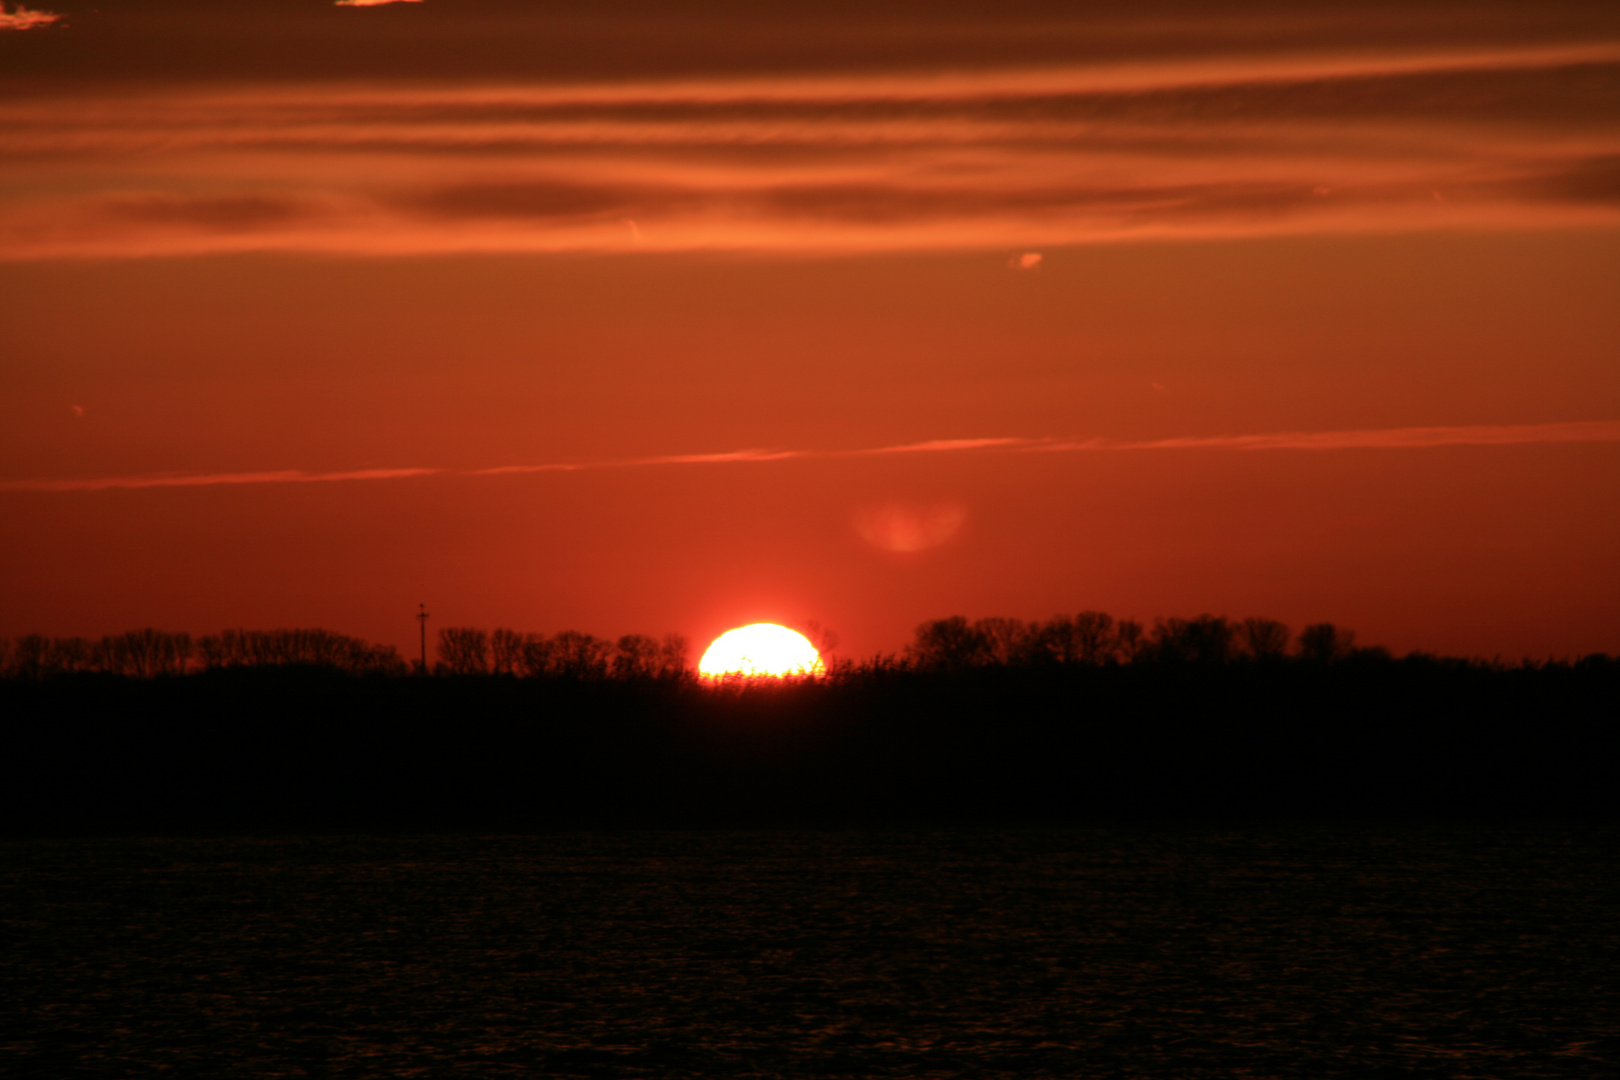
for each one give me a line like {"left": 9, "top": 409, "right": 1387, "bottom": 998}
{"left": 698, "top": 623, "right": 824, "bottom": 679}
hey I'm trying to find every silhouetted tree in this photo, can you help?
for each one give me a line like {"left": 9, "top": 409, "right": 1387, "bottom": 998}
{"left": 1148, "top": 615, "right": 1234, "bottom": 665}
{"left": 517, "top": 633, "right": 554, "bottom": 678}
{"left": 612, "top": 634, "right": 666, "bottom": 679}
{"left": 549, "top": 630, "right": 611, "bottom": 679}
{"left": 1116, "top": 619, "right": 1146, "bottom": 662}
{"left": 54, "top": 637, "right": 94, "bottom": 673}
{"left": 193, "top": 628, "right": 402, "bottom": 673}
{"left": 615, "top": 633, "right": 686, "bottom": 679}
{"left": 490, "top": 628, "right": 524, "bottom": 675}
{"left": 1072, "top": 611, "right": 1119, "bottom": 664}
{"left": 1240, "top": 617, "right": 1292, "bottom": 661}
{"left": 14, "top": 635, "right": 96, "bottom": 677}
{"left": 1298, "top": 622, "right": 1355, "bottom": 662}
{"left": 975, "top": 617, "right": 1033, "bottom": 665}
{"left": 10, "top": 635, "right": 50, "bottom": 679}
{"left": 657, "top": 632, "right": 690, "bottom": 678}
{"left": 804, "top": 621, "right": 841, "bottom": 669}
{"left": 437, "top": 627, "right": 490, "bottom": 675}
{"left": 908, "top": 616, "right": 993, "bottom": 670}
{"left": 1025, "top": 615, "right": 1077, "bottom": 665}
{"left": 196, "top": 632, "right": 230, "bottom": 669}
{"left": 92, "top": 629, "right": 191, "bottom": 677}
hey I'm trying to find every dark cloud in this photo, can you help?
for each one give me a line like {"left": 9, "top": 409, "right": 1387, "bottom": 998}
{"left": 400, "top": 181, "right": 671, "bottom": 220}
{"left": 753, "top": 177, "right": 1368, "bottom": 225}
{"left": 1520, "top": 156, "right": 1620, "bottom": 205}
{"left": 5, "top": 6, "right": 1619, "bottom": 256}
{"left": 3, "top": 1, "right": 1618, "bottom": 89}
{"left": 107, "top": 194, "right": 309, "bottom": 228}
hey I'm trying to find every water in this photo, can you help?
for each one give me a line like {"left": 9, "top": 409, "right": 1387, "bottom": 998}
{"left": 3, "top": 829, "right": 1617, "bottom": 1077}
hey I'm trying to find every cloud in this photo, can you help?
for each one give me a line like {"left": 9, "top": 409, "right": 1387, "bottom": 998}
{"left": 0, "top": 3, "right": 59, "bottom": 30}
{"left": 5, "top": 422, "right": 1616, "bottom": 495}
{"left": 108, "top": 195, "right": 309, "bottom": 229}
{"left": 400, "top": 181, "right": 660, "bottom": 220}
{"left": 3, "top": 39, "right": 1620, "bottom": 258}
{"left": 1030, "top": 420, "right": 1620, "bottom": 454}
{"left": 0, "top": 467, "right": 441, "bottom": 494}
{"left": 334, "top": 0, "right": 421, "bottom": 7}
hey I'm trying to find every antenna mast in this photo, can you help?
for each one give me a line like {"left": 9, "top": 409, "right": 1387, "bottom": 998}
{"left": 416, "top": 602, "right": 430, "bottom": 675}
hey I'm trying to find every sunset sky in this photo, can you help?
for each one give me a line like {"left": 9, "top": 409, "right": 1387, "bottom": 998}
{"left": 3, "top": 0, "right": 1618, "bottom": 661}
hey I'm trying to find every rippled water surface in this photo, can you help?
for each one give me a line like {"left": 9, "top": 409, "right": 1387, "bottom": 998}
{"left": 4, "top": 829, "right": 1618, "bottom": 1077}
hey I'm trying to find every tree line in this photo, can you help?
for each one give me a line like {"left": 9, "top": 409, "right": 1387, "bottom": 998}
{"left": 902, "top": 613, "right": 1365, "bottom": 670}
{"left": 0, "top": 628, "right": 405, "bottom": 679}
{"left": 434, "top": 627, "right": 690, "bottom": 679}
{"left": 1, "top": 612, "right": 1608, "bottom": 680}
{"left": 0, "top": 625, "right": 690, "bottom": 680}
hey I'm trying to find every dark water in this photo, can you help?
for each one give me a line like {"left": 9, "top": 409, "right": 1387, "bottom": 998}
{"left": 3, "top": 829, "right": 1617, "bottom": 1078}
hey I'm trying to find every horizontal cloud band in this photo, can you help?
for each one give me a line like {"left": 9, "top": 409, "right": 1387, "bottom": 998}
{"left": 6, "top": 420, "right": 1617, "bottom": 494}
{"left": 3, "top": 39, "right": 1619, "bottom": 258}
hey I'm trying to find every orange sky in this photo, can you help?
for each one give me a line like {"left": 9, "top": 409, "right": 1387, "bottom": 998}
{"left": 3, "top": 1, "right": 1618, "bottom": 660}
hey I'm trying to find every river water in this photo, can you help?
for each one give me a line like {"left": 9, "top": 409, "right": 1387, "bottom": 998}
{"left": 3, "top": 828, "right": 1617, "bottom": 1077}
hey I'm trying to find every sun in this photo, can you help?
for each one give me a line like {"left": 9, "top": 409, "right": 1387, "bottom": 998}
{"left": 699, "top": 623, "right": 824, "bottom": 679}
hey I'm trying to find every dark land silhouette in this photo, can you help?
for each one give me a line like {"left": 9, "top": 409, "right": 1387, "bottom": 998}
{"left": 2, "top": 613, "right": 1616, "bottom": 834}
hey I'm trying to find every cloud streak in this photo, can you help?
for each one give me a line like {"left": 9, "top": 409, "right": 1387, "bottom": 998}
{"left": 2, "top": 37, "right": 1619, "bottom": 258}
{"left": 6, "top": 421, "right": 1616, "bottom": 494}
{"left": 0, "top": 3, "right": 59, "bottom": 30}
{"left": 0, "top": 467, "right": 441, "bottom": 494}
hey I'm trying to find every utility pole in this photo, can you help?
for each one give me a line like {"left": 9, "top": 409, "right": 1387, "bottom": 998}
{"left": 416, "top": 602, "right": 430, "bottom": 675}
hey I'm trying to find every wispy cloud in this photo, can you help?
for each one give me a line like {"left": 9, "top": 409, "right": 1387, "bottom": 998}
{"left": 334, "top": 0, "right": 421, "bottom": 6}
{"left": 0, "top": 467, "right": 441, "bottom": 493}
{"left": 5, "top": 421, "right": 1616, "bottom": 494}
{"left": 0, "top": 3, "right": 60, "bottom": 30}
{"left": 2, "top": 39, "right": 1618, "bottom": 258}
{"left": 1031, "top": 420, "right": 1620, "bottom": 454}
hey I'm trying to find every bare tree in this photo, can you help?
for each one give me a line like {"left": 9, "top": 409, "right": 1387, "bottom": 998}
{"left": 612, "top": 634, "right": 662, "bottom": 679}
{"left": 517, "top": 633, "right": 553, "bottom": 677}
{"left": 96, "top": 629, "right": 192, "bottom": 677}
{"left": 437, "top": 627, "right": 490, "bottom": 675}
{"left": 196, "top": 633, "right": 229, "bottom": 669}
{"left": 550, "top": 630, "right": 611, "bottom": 679}
{"left": 973, "top": 617, "right": 1031, "bottom": 665}
{"left": 1149, "top": 616, "right": 1235, "bottom": 665}
{"left": 1298, "top": 623, "right": 1355, "bottom": 663}
{"left": 192, "top": 628, "right": 399, "bottom": 673}
{"left": 1240, "top": 617, "right": 1292, "bottom": 661}
{"left": 804, "top": 620, "right": 841, "bottom": 670}
{"left": 10, "top": 635, "right": 50, "bottom": 678}
{"left": 51, "top": 637, "right": 94, "bottom": 673}
{"left": 1115, "top": 618, "right": 1146, "bottom": 663}
{"left": 907, "top": 616, "right": 993, "bottom": 670}
{"left": 657, "top": 633, "right": 690, "bottom": 679}
{"left": 1021, "top": 612, "right": 1115, "bottom": 666}
{"left": 1073, "top": 611, "right": 1118, "bottom": 664}
{"left": 1027, "top": 615, "right": 1077, "bottom": 665}
{"left": 490, "top": 628, "right": 524, "bottom": 675}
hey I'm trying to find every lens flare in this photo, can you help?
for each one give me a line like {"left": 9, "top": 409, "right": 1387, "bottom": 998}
{"left": 698, "top": 623, "right": 824, "bottom": 679}
{"left": 853, "top": 502, "right": 966, "bottom": 552}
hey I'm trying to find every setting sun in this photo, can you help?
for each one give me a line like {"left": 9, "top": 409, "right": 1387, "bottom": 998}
{"left": 698, "top": 623, "right": 824, "bottom": 679}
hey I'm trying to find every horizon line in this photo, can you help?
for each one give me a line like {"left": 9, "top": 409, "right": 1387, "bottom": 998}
{"left": 4, "top": 419, "right": 1617, "bottom": 494}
